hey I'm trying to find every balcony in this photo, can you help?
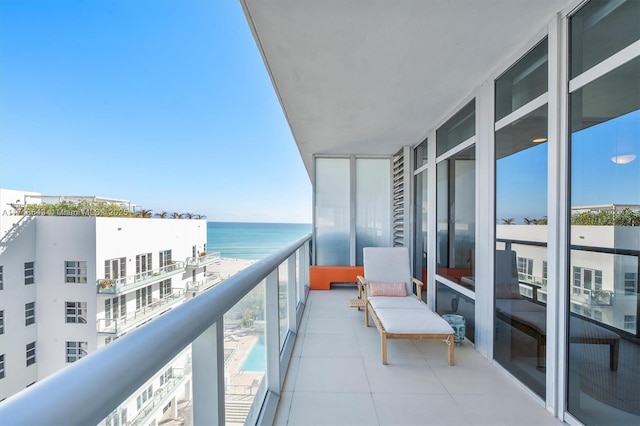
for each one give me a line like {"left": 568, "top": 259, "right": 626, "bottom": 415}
{"left": 185, "top": 251, "right": 221, "bottom": 269}
{"left": 97, "top": 262, "right": 185, "bottom": 295}
{"left": 0, "top": 235, "right": 557, "bottom": 426}
{"left": 129, "top": 368, "right": 188, "bottom": 426}
{"left": 186, "top": 272, "right": 222, "bottom": 292}
{"left": 97, "top": 289, "right": 185, "bottom": 334}
{"left": 273, "top": 289, "right": 559, "bottom": 425}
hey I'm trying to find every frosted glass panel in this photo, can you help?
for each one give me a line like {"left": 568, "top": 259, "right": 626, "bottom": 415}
{"left": 356, "top": 158, "right": 391, "bottom": 265}
{"left": 315, "top": 158, "right": 350, "bottom": 265}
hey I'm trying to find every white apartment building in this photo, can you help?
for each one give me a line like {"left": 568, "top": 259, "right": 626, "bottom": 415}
{"left": 0, "top": 188, "right": 220, "bottom": 425}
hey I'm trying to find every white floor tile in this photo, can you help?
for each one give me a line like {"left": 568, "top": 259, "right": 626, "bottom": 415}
{"left": 302, "top": 333, "right": 362, "bottom": 358}
{"left": 273, "top": 391, "right": 293, "bottom": 425}
{"left": 287, "top": 392, "right": 379, "bottom": 426}
{"left": 373, "top": 393, "right": 471, "bottom": 425}
{"left": 364, "top": 356, "right": 448, "bottom": 394}
{"left": 295, "top": 356, "right": 369, "bottom": 393}
{"left": 454, "top": 394, "right": 561, "bottom": 425}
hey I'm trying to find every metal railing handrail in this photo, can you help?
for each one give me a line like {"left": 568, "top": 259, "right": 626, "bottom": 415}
{"left": 0, "top": 233, "right": 311, "bottom": 426}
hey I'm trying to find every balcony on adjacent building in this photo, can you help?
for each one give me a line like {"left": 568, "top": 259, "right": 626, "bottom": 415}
{"left": 186, "top": 272, "right": 222, "bottom": 292}
{"left": 97, "top": 289, "right": 185, "bottom": 334}
{"left": 185, "top": 252, "right": 221, "bottom": 269}
{"left": 129, "top": 368, "right": 188, "bottom": 426}
{"left": 97, "top": 262, "right": 186, "bottom": 295}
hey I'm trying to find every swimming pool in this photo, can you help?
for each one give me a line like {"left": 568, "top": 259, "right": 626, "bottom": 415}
{"left": 241, "top": 336, "right": 266, "bottom": 372}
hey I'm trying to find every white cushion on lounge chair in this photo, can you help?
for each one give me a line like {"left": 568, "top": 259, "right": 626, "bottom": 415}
{"left": 375, "top": 308, "right": 454, "bottom": 334}
{"left": 368, "top": 296, "right": 426, "bottom": 310}
{"left": 364, "top": 247, "right": 413, "bottom": 295}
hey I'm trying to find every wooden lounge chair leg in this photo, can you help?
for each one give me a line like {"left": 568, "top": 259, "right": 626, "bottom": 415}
{"left": 365, "top": 303, "right": 370, "bottom": 327}
{"left": 381, "top": 332, "right": 388, "bottom": 365}
{"left": 447, "top": 335, "right": 454, "bottom": 366}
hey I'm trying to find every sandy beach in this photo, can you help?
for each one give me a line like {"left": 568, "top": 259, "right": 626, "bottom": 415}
{"left": 209, "top": 257, "right": 256, "bottom": 279}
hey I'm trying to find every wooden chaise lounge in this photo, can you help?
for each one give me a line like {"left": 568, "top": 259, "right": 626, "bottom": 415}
{"left": 359, "top": 247, "right": 455, "bottom": 365}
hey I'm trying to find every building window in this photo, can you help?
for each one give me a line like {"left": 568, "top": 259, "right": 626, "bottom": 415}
{"left": 0, "top": 265, "right": 3, "bottom": 290}
{"left": 160, "top": 368, "right": 173, "bottom": 385}
{"left": 594, "top": 310, "right": 603, "bottom": 321}
{"left": 517, "top": 257, "right": 534, "bottom": 277}
{"left": 65, "top": 261, "right": 87, "bottom": 283}
{"left": 624, "top": 315, "right": 636, "bottom": 330}
{"left": 624, "top": 272, "right": 638, "bottom": 295}
{"left": 572, "top": 266, "right": 603, "bottom": 296}
{"left": 159, "top": 250, "right": 172, "bottom": 268}
{"left": 105, "top": 295, "right": 126, "bottom": 324}
{"left": 105, "top": 409, "right": 127, "bottom": 426}
{"left": 159, "top": 279, "right": 172, "bottom": 299}
{"left": 66, "top": 341, "right": 88, "bottom": 363}
{"left": 24, "top": 262, "right": 34, "bottom": 285}
{"left": 0, "top": 310, "right": 4, "bottom": 335}
{"left": 136, "top": 253, "right": 152, "bottom": 277}
{"left": 105, "top": 257, "right": 126, "bottom": 280}
{"left": 65, "top": 302, "right": 87, "bottom": 323}
{"left": 25, "top": 302, "right": 35, "bottom": 326}
{"left": 136, "top": 385, "right": 153, "bottom": 410}
{"left": 136, "top": 285, "right": 152, "bottom": 310}
{"left": 0, "top": 354, "right": 5, "bottom": 379}
{"left": 26, "top": 342, "right": 36, "bottom": 366}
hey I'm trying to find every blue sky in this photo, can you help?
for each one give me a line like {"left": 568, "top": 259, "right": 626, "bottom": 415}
{"left": 497, "top": 110, "right": 640, "bottom": 223}
{"left": 0, "top": 0, "right": 312, "bottom": 223}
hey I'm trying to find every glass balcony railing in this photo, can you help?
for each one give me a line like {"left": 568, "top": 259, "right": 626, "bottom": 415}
{"left": 186, "top": 272, "right": 222, "bottom": 292}
{"left": 185, "top": 252, "right": 221, "bottom": 268}
{"left": 97, "top": 289, "right": 185, "bottom": 334}
{"left": 97, "top": 262, "right": 185, "bottom": 295}
{"left": 0, "top": 234, "right": 311, "bottom": 426}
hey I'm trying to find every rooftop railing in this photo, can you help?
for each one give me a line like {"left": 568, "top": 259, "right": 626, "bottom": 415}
{"left": 97, "top": 262, "right": 185, "bottom": 295}
{"left": 0, "top": 233, "right": 311, "bottom": 426}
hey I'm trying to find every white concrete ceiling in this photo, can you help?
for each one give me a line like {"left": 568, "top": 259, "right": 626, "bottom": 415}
{"left": 241, "top": 0, "right": 570, "bottom": 177}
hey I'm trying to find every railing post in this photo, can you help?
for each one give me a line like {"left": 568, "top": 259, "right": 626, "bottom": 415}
{"left": 192, "top": 320, "right": 224, "bottom": 426}
{"left": 265, "top": 271, "right": 281, "bottom": 394}
{"left": 298, "top": 243, "right": 309, "bottom": 306}
{"left": 287, "top": 253, "right": 298, "bottom": 333}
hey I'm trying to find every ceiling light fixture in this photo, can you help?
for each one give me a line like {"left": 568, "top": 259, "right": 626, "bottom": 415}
{"left": 532, "top": 137, "right": 547, "bottom": 143}
{"left": 611, "top": 154, "right": 636, "bottom": 164}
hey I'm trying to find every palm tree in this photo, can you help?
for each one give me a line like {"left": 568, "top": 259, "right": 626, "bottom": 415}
{"left": 182, "top": 212, "right": 194, "bottom": 219}
{"left": 171, "top": 212, "right": 181, "bottom": 219}
{"left": 136, "top": 209, "right": 153, "bottom": 218}
{"left": 524, "top": 217, "right": 533, "bottom": 225}
{"left": 501, "top": 218, "right": 514, "bottom": 225}
{"left": 154, "top": 211, "right": 168, "bottom": 218}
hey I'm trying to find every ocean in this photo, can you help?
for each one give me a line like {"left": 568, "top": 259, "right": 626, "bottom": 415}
{"left": 206, "top": 222, "right": 311, "bottom": 260}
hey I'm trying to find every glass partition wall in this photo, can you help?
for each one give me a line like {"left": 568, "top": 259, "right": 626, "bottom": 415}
{"left": 314, "top": 157, "right": 392, "bottom": 266}
{"left": 567, "top": 1, "right": 640, "bottom": 423}
{"left": 494, "top": 39, "right": 549, "bottom": 398}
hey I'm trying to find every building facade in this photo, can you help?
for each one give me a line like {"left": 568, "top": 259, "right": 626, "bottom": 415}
{"left": 0, "top": 189, "right": 220, "bottom": 425}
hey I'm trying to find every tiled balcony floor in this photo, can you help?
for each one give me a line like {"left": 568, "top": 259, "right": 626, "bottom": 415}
{"left": 274, "top": 288, "right": 562, "bottom": 426}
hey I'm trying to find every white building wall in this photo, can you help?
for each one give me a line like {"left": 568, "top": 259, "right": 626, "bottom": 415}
{"left": 1, "top": 192, "right": 207, "bottom": 403}
{"left": 34, "top": 217, "right": 98, "bottom": 380}
{"left": 0, "top": 214, "right": 38, "bottom": 400}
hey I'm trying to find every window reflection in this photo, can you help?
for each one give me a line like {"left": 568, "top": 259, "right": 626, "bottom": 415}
{"left": 494, "top": 103, "right": 548, "bottom": 398}
{"left": 436, "top": 146, "right": 476, "bottom": 288}
{"left": 568, "top": 49, "right": 639, "bottom": 424}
